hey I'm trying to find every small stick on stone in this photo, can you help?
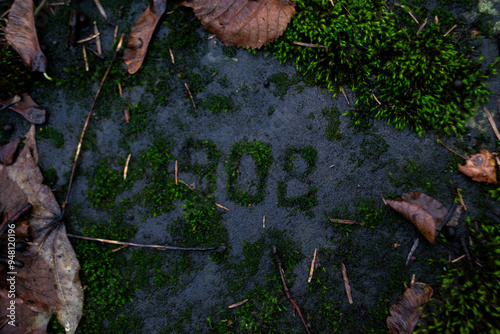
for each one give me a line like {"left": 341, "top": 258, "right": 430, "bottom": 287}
{"left": 215, "top": 203, "right": 230, "bottom": 211}
{"left": 93, "top": 0, "right": 108, "bottom": 21}
{"left": 93, "top": 21, "right": 102, "bottom": 56}
{"left": 437, "top": 138, "right": 467, "bottom": 160}
{"left": 340, "top": 86, "right": 350, "bottom": 105}
{"left": 408, "top": 11, "right": 419, "bottom": 24}
{"left": 123, "top": 153, "right": 131, "bottom": 180}
{"left": 175, "top": 160, "right": 178, "bottom": 185}
{"left": 114, "top": 25, "right": 119, "bottom": 45}
{"left": 67, "top": 233, "right": 225, "bottom": 252}
{"left": 443, "top": 24, "right": 457, "bottom": 37}
{"left": 372, "top": 93, "right": 382, "bottom": 105}
{"left": 169, "top": 48, "right": 175, "bottom": 64}
{"left": 292, "top": 41, "right": 327, "bottom": 49}
{"left": 111, "top": 244, "right": 129, "bottom": 252}
{"left": 484, "top": 106, "right": 500, "bottom": 141}
{"left": 330, "top": 218, "right": 362, "bottom": 225}
{"left": 77, "top": 33, "right": 101, "bottom": 44}
{"left": 341, "top": 262, "right": 353, "bottom": 304}
{"left": 273, "top": 245, "right": 312, "bottom": 334}
{"left": 451, "top": 254, "right": 465, "bottom": 263}
{"left": 406, "top": 238, "right": 419, "bottom": 266}
{"left": 417, "top": 17, "right": 427, "bottom": 35}
{"left": 457, "top": 188, "right": 467, "bottom": 211}
{"left": 82, "top": 45, "right": 88, "bottom": 71}
{"left": 308, "top": 248, "right": 317, "bottom": 283}
{"left": 263, "top": 212, "right": 266, "bottom": 228}
{"left": 118, "top": 82, "right": 122, "bottom": 96}
{"left": 228, "top": 299, "right": 248, "bottom": 309}
{"left": 184, "top": 83, "right": 196, "bottom": 108}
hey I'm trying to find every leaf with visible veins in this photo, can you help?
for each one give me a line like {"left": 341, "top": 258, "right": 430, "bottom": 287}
{"left": 458, "top": 149, "right": 497, "bottom": 184}
{"left": 183, "top": 0, "right": 296, "bottom": 49}
{"left": 0, "top": 125, "right": 83, "bottom": 333}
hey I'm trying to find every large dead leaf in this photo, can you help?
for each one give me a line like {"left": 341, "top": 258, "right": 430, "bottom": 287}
{"left": 387, "top": 282, "right": 433, "bottom": 334}
{"left": 458, "top": 149, "right": 497, "bottom": 184}
{"left": 123, "top": 0, "right": 167, "bottom": 74}
{"left": 383, "top": 192, "right": 448, "bottom": 244}
{"left": 0, "top": 93, "right": 46, "bottom": 124}
{"left": 183, "top": 0, "right": 296, "bottom": 49}
{"left": 5, "top": 0, "right": 48, "bottom": 73}
{"left": 0, "top": 125, "right": 83, "bottom": 333}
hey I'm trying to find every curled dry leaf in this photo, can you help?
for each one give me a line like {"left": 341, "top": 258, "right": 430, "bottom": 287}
{"left": 387, "top": 282, "right": 433, "bottom": 334}
{"left": 458, "top": 149, "right": 497, "bottom": 184}
{"left": 0, "top": 93, "right": 46, "bottom": 124}
{"left": 183, "top": 0, "right": 296, "bottom": 49}
{"left": 5, "top": 0, "right": 48, "bottom": 72}
{"left": 383, "top": 192, "right": 448, "bottom": 244}
{"left": 0, "top": 125, "right": 83, "bottom": 333}
{"left": 123, "top": 0, "right": 167, "bottom": 74}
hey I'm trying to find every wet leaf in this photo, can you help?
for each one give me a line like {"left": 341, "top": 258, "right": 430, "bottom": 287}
{"left": 0, "top": 93, "right": 46, "bottom": 124}
{"left": 387, "top": 282, "right": 433, "bottom": 334}
{"left": 0, "top": 125, "right": 83, "bottom": 333}
{"left": 0, "top": 138, "right": 20, "bottom": 165}
{"left": 383, "top": 192, "right": 448, "bottom": 244}
{"left": 183, "top": 0, "right": 296, "bottom": 49}
{"left": 458, "top": 149, "right": 497, "bottom": 184}
{"left": 5, "top": 0, "right": 48, "bottom": 72}
{"left": 123, "top": 0, "right": 167, "bottom": 74}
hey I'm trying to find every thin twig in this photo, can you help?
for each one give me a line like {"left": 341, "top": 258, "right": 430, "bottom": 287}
{"left": 93, "top": 21, "right": 102, "bottom": 56}
{"left": 263, "top": 212, "right": 266, "bottom": 228}
{"left": 417, "top": 17, "right": 427, "bottom": 35}
{"left": 169, "top": 48, "right": 175, "bottom": 64}
{"left": 273, "top": 245, "right": 312, "bottom": 334}
{"left": 175, "top": 160, "right": 178, "bottom": 185}
{"left": 406, "top": 238, "right": 419, "bottom": 266}
{"left": 308, "top": 248, "right": 317, "bottom": 283}
{"left": 372, "top": 93, "right": 382, "bottom": 105}
{"left": 443, "top": 24, "right": 457, "bottom": 37}
{"left": 457, "top": 188, "right": 467, "bottom": 211}
{"left": 215, "top": 203, "right": 230, "bottom": 211}
{"left": 341, "top": 262, "right": 353, "bottom": 304}
{"left": 437, "top": 138, "right": 467, "bottom": 160}
{"left": 67, "top": 234, "right": 225, "bottom": 252}
{"left": 82, "top": 45, "right": 88, "bottom": 71}
{"left": 330, "top": 219, "right": 362, "bottom": 225}
{"left": 34, "top": 0, "right": 49, "bottom": 16}
{"left": 340, "top": 86, "right": 350, "bottom": 105}
{"left": 228, "top": 299, "right": 248, "bottom": 309}
{"left": 63, "top": 34, "right": 124, "bottom": 212}
{"left": 484, "top": 106, "right": 500, "bottom": 141}
{"left": 123, "top": 153, "right": 131, "bottom": 180}
{"left": 184, "top": 83, "right": 196, "bottom": 108}
{"left": 293, "top": 41, "right": 327, "bottom": 49}
{"left": 77, "top": 33, "right": 100, "bottom": 44}
{"left": 408, "top": 11, "right": 419, "bottom": 24}
{"left": 93, "top": 0, "right": 108, "bottom": 20}
{"left": 451, "top": 254, "right": 465, "bottom": 263}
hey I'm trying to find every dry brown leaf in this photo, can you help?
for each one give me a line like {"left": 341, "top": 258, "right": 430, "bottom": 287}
{"left": 5, "top": 0, "right": 48, "bottom": 72}
{"left": 458, "top": 149, "right": 497, "bottom": 184}
{"left": 387, "top": 282, "right": 433, "bottom": 334}
{"left": 0, "top": 93, "right": 46, "bottom": 124}
{"left": 0, "top": 138, "right": 20, "bottom": 165}
{"left": 0, "top": 125, "right": 83, "bottom": 333}
{"left": 183, "top": 0, "right": 296, "bottom": 49}
{"left": 383, "top": 192, "right": 448, "bottom": 244}
{"left": 123, "top": 0, "right": 167, "bottom": 74}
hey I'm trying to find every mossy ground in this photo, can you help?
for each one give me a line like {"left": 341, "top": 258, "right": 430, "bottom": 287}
{"left": 1, "top": 0, "right": 498, "bottom": 333}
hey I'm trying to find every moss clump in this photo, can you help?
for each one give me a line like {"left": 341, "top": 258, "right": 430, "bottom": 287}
{"left": 200, "top": 94, "right": 234, "bottom": 113}
{"left": 268, "top": 0, "right": 495, "bottom": 135}
{"left": 225, "top": 140, "right": 274, "bottom": 205}
{"left": 41, "top": 167, "right": 58, "bottom": 188}
{"left": 0, "top": 48, "right": 30, "bottom": 100}
{"left": 277, "top": 145, "right": 318, "bottom": 214}
{"left": 420, "top": 219, "right": 500, "bottom": 333}
{"left": 178, "top": 138, "right": 221, "bottom": 194}
{"left": 38, "top": 127, "right": 65, "bottom": 148}
{"left": 322, "top": 107, "right": 342, "bottom": 141}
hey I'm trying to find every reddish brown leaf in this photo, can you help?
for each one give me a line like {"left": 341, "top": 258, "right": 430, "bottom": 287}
{"left": 0, "top": 126, "right": 83, "bottom": 333}
{"left": 5, "top": 0, "right": 47, "bottom": 72}
{"left": 383, "top": 192, "right": 448, "bottom": 244}
{"left": 122, "top": 0, "right": 167, "bottom": 74}
{"left": 0, "top": 93, "right": 46, "bottom": 124}
{"left": 387, "top": 282, "right": 433, "bottom": 334}
{"left": 0, "top": 137, "right": 20, "bottom": 165}
{"left": 458, "top": 149, "right": 497, "bottom": 184}
{"left": 183, "top": 0, "right": 296, "bottom": 49}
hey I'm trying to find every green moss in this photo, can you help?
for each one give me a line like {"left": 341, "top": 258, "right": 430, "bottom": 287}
{"left": 267, "top": 0, "right": 495, "bottom": 135}
{"left": 322, "top": 107, "right": 342, "bottom": 141}
{"left": 387, "top": 158, "right": 439, "bottom": 194}
{"left": 0, "top": 47, "right": 31, "bottom": 100}
{"left": 200, "top": 94, "right": 234, "bottom": 113}
{"left": 225, "top": 140, "right": 274, "bottom": 205}
{"left": 222, "top": 45, "right": 238, "bottom": 58}
{"left": 38, "top": 127, "right": 65, "bottom": 149}
{"left": 420, "top": 219, "right": 500, "bottom": 333}
{"left": 267, "top": 72, "right": 301, "bottom": 99}
{"left": 178, "top": 138, "right": 221, "bottom": 194}
{"left": 42, "top": 167, "right": 58, "bottom": 188}
{"left": 277, "top": 145, "right": 318, "bottom": 215}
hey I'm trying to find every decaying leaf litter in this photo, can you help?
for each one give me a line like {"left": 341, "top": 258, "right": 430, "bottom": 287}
{"left": 0, "top": 0, "right": 500, "bottom": 332}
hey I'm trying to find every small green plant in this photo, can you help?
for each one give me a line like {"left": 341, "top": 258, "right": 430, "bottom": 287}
{"left": 419, "top": 219, "right": 500, "bottom": 333}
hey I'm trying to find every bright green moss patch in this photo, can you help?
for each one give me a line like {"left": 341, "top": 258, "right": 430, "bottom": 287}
{"left": 225, "top": 140, "right": 274, "bottom": 205}
{"left": 38, "top": 127, "right": 65, "bottom": 149}
{"left": 268, "top": 0, "right": 497, "bottom": 135}
{"left": 420, "top": 219, "right": 500, "bottom": 333}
